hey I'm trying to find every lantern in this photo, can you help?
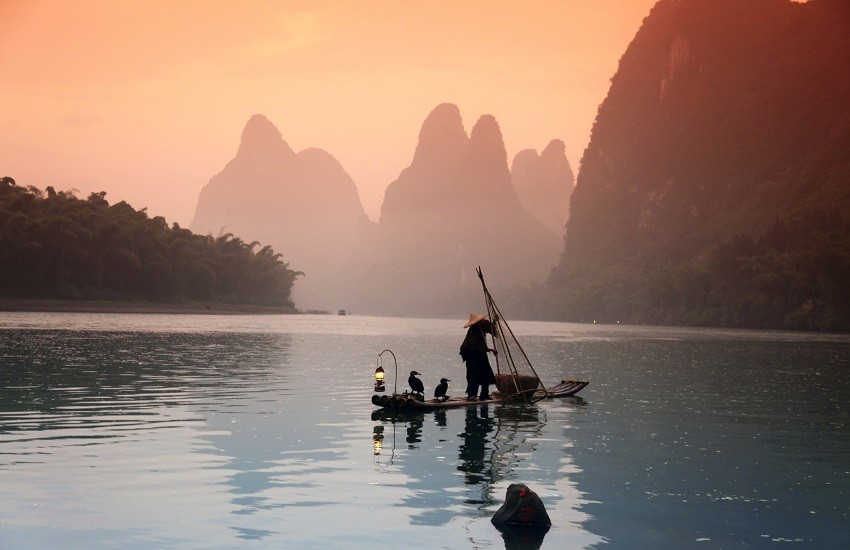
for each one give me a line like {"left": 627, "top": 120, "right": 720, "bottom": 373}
{"left": 374, "top": 365, "right": 386, "bottom": 392}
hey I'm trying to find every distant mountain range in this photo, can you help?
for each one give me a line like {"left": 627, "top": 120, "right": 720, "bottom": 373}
{"left": 191, "top": 107, "right": 572, "bottom": 314}
{"left": 189, "top": 0, "right": 849, "bottom": 331}
{"left": 351, "top": 103, "right": 565, "bottom": 315}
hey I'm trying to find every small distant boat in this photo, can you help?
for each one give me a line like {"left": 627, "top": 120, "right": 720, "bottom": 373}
{"left": 370, "top": 267, "right": 588, "bottom": 411}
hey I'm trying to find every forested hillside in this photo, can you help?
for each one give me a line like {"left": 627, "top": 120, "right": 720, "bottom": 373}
{"left": 0, "top": 177, "right": 301, "bottom": 307}
{"left": 548, "top": 0, "right": 850, "bottom": 331}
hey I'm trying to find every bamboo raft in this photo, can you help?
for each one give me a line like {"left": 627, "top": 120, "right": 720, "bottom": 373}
{"left": 371, "top": 379, "right": 588, "bottom": 411}
{"left": 370, "top": 268, "right": 590, "bottom": 413}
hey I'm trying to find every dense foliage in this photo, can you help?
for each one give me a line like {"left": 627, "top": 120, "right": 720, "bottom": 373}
{"left": 547, "top": 210, "right": 850, "bottom": 331}
{"left": 0, "top": 177, "right": 301, "bottom": 306}
{"left": 548, "top": 0, "right": 850, "bottom": 332}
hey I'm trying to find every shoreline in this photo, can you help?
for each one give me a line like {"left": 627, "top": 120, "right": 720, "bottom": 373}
{"left": 0, "top": 298, "right": 298, "bottom": 315}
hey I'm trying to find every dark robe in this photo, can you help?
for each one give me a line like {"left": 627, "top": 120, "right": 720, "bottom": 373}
{"left": 459, "top": 320, "right": 496, "bottom": 399}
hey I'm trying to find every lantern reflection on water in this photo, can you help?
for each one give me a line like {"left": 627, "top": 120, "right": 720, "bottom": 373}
{"left": 373, "top": 425, "right": 384, "bottom": 455}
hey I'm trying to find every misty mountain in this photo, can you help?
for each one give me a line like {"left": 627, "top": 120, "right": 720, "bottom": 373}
{"left": 349, "top": 103, "right": 562, "bottom": 316}
{"left": 548, "top": 0, "right": 850, "bottom": 331}
{"left": 190, "top": 114, "right": 372, "bottom": 310}
{"left": 511, "top": 139, "right": 575, "bottom": 235}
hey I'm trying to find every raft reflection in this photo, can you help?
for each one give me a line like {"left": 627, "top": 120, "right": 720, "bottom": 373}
{"left": 370, "top": 401, "right": 555, "bottom": 547}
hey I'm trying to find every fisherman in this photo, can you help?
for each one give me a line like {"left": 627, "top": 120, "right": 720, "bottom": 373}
{"left": 459, "top": 313, "right": 498, "bottom": 400}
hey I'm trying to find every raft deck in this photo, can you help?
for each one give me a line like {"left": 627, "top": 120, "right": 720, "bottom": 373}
{"left": 372, "top": 379, "right": 588, "bottom": 411}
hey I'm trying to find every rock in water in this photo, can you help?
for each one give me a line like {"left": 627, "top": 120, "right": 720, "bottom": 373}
{"left": 491, "top": 483, "right": 551, "bottom": 527}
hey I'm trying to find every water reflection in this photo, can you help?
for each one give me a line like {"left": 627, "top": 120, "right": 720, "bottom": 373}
{"left": 458, "top": 405, "right": 497, "bottom": 494}
{"left": 0, "top": 329, "right": 300, "bottom": 543}
{"left": 434, "top": 409, "right": 447, "bottom": 427}
{"left": 8, "top": 316, "right": 837, "bottom": 547}
{"left": 0, "top": 330, "right": 292, "bottom": 442}
{"left": 0, "top": 320, "right": 600, "bottom": 548}
{"left": 370, "top": 400, "right": 565, "bottom": 548}
{"left": 406, "top": 414, "right": 424, "bottom": 447}
{"left": 372, "top": 425, "right": 384, "bottom": 455}
{"left": 494, "top": 522, "right": 550, "bottom": 550}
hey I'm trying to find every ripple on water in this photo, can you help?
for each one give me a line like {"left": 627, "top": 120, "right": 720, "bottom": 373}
{"left": 1, "top": 317, "right": 848, "bottom": 548}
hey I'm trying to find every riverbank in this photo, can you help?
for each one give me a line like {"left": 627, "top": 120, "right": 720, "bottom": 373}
{"left": 0, "top": 298, "right": 298, "bottom": 315}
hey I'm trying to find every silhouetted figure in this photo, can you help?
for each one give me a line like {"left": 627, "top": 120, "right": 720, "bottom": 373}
{"left": 460, "top": 313, "right": 498, "bottom": 400}
{"left": 434, "top": 378, "right": 450, "bottom": 400}
{"left": 408, "top": 370, "right": 424, "bottom": 397}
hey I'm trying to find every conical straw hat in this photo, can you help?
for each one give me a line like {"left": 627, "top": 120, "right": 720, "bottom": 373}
{"left": 463, "top": 313, "right": 488, "bottom": 328}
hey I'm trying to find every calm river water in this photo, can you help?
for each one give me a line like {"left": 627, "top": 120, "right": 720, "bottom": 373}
{"left": 0, "top": 313, "right": 848, "bottom": 548}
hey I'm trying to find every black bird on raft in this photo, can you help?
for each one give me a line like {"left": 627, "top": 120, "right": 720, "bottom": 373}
{"left": 408, "top": 371, "right": 424, "bottom": 397}
{"left": 434, "top": 378, "right": 450, "bottom": 401}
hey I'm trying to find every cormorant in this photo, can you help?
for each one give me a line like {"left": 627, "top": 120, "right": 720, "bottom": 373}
{"left": 434, "top": 378, "right": 450, "bottom": 401}
{"left": 408, "top": 370, "right": 424, "bottom": 396}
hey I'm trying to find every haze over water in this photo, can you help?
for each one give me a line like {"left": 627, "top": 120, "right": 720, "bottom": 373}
{"left": 1, "top": 313, "right": 847, "bottom": 548}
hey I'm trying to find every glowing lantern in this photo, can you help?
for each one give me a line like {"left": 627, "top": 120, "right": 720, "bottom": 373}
{"left": 374, "top": 365, "right": 386, "bottom": 392}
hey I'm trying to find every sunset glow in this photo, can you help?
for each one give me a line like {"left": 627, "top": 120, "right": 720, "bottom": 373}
{"left": 1, "top": 0, "right": 657, "bottom": 225}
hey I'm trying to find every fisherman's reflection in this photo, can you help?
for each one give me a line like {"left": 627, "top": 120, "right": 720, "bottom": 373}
{"left": 458, "top": 404, "right": 496, "bottom": 486}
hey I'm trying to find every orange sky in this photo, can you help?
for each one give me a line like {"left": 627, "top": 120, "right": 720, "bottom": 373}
{"left": 1, "top": 0, "right": 657, "bottom": 225}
